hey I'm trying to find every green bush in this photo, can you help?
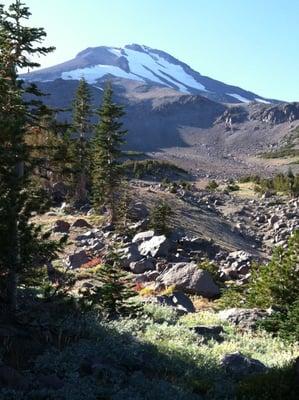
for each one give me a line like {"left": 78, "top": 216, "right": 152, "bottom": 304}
{"left": 217, "top": 283, "right": 246, "bottom": 309}
{"left": 259, "top": 300, "right": 299, "bottom": 342}
{"left": 206, "top": 180, "right": 219, "bottom": 190}
{"left": 246, "top": 230, "right": 299, "bottom": 309}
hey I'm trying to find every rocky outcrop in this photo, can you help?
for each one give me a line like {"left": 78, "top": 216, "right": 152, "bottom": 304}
{"left": 252, "top": 102, "right": 299, "bottom": 124}
{"left": 216, "top": 106, "right": 248, "bottom": 127}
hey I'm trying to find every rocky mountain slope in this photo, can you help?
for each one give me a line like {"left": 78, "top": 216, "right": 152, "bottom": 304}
{"left": 22, "top": 45, "right": 299, "bottom": 177}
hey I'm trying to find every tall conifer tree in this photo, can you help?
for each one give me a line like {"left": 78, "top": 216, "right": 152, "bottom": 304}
{"left": 91, "top": 83, "right": 127, "bottom": 224}
{"left": 71, "top": 78, "right": 93, "bottom": 206}
{"left": 0, "top": 1, "right": 63, "bottom": 313}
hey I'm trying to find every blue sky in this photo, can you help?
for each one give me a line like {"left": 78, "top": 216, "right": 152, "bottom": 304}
{"left": 3, "top": 0, "right": 299, "bottom": 101}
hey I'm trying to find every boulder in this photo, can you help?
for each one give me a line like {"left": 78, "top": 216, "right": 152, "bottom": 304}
{"left": 132, "top": 230, "right": 155, "bottom": 243}
{"left": 52, "top": 219, "right": 70, "bottom": 233}
{"left": 221, "top": 352, "right": 267, "bottom": 377}
{"left": 155, "top": 291, "right": 195, "bottom": 314}
{"left": 72, "top": 218, "right": 92, "bottom": 229}
{"left": 129, "top": 258, "right": 155, "bottom": 274}
{"left": 75, "top": 230, "right": 96, "bottom": 241}
{"left": 89, "top": 240, "right": 105, "bottom": 252}
{"left": 118, "top": 244, "right": 142, "bottom": 266}
{"left": 157, "top": 262, "right": 219, "bottom": 298}
{"left": 68, "top": 250, "right": 90, "bottom": 269}
{"left": 102, "top": 223, "right": 115, "bottom": 232}
{"left": 138, "top": 235, "right": 171, "bottom": 258}
{"left": 268, "top": 214, "right": 280, "bottom": 226}
{"left": 256, "top": 215, "right": 266, "bottom": 223}
{"left": 273, "top": 221, "right": 287, "bottom": 231}
{"left": 218, "top": 308, "right": 270, "bottom": 329}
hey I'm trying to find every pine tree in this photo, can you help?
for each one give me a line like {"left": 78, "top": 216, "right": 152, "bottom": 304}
{"left": 115, "top": 179, "right": 133, "bottom": 233}
{"left": 71, "top": 78, "right": 93, "bottom": 207}
{"left": 91, "top": 82, "right": 127, "bottom": 224}
{"left": 149, "top": 201, "right": 173, "bottom": 235}
{"left": 0, "top": 1, "right": 63, "bottom": 314}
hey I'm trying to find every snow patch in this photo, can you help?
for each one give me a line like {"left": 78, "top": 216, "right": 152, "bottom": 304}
{"left": 227, "top": 93, "right": 251, "bottom": 103}
{"left": 61, "top": 65, "right": 145, "bottom": 84}
{"left": 124, "top": 47, "right": 207, "bottom": 91}
{"left": 254, "top": 97, "right": 271, "bottom": 104}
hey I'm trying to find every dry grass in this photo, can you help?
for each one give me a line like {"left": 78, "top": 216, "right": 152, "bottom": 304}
{"left": 234, "top": 182, "right": 257, "bottom": 198}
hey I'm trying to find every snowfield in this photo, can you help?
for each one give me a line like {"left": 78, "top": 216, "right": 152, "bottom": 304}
{"left": 62, "top": 45, "right": 208, "bottom": 93}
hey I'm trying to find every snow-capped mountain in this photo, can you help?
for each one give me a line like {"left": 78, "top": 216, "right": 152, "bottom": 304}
{"left": 22, "top": 44, "right": 274, "bottom": 104}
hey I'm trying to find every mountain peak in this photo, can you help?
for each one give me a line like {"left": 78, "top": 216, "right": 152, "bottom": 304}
{"left": 22, "top": 44, "right": 275, "bottom": 104}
